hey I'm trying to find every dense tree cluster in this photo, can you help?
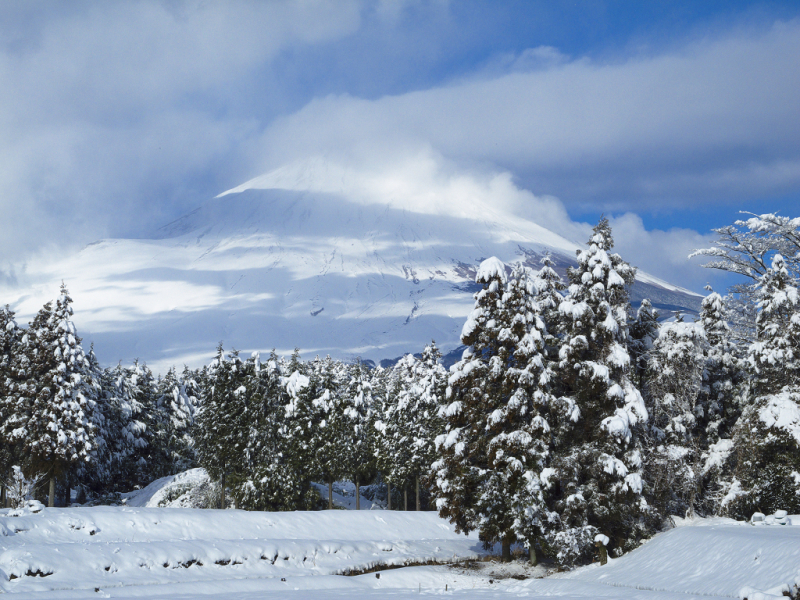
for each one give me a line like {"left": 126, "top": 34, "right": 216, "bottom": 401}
{"left": 1, "top": 213, "right": 799, "bottom": 570}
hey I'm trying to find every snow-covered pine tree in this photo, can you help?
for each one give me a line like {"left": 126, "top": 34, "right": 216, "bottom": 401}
{"left": 408, "top": 342, "right": 446, "bottom": 510}
{"left": 155, "top": 367, "right": 196, "bottom": 475}
{"left": 6, "top": 285, "right": 98, "bottom": 506}
{"left": 195, "top": 346, "right": 251, "bottom": 508}
{"left": 235, "top": 350, "right": 318, "bottom": 511}
{"left": 0, "top": 305, "right": 22, "bottom": 504}
{"left": 377, "top": 343, "right": 446, "bottom": 511}
{"left": 72, "top": 345, "right": 106, "bottom": 502}
{"left": 340, "top": 359, "right": 376, "bottom": 509}
{"left": 643, "top": 319, "right": 706, "bottom": 517}
{"left": 748, "top": 255, "right": 800, "bottom": 394}
{"left": 548, "top": 219, "right": 648, "bottom": 564}
{"left": 280, "top": 351, "right": 327, "bottom": 509}
{"left": 697, "top": 290, "right": 744, "bottom": 514}
{"left": 628, "top": 299, "right": 659, "bottom": 391}
{"left": 373, "top": 364, "right": 410, "bottom": 508}
{"left": 725, "top": 254, "right": 800, "bottom": 517}
{"left": 532, "top": 254, "right": 566, "bottom": 340}
{"left": 96, "top": 362, "right": 146, "bottom": 492}
{"left": 308, "top": 355, "right": 349, "bottom": 507}
{"left": 432, "top": 259, "right": 555, "bottom": 562}
{"left": 125, "top": 359, "right": 163, "bottom": 485}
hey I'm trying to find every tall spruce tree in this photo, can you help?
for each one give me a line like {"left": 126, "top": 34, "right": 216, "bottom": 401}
{"left": 644, "top": 319, "right": 706, "bottom": 517}
{"left": 155, "top": 367, "right": 196, "bottom": 475}
{"left": 726, "top": 255, "right": 800, "bottom": 517}
{"left": 432, "top": 259, "right": 555, "bottom": 561}
{"left": 195, "top": 346, "right": 250, "bottom": 508}
{"left": 697, "top": 290, "right": 743, "bottom": 514}
{"left": 6, "top": 286, "right": 98, "bottom": 506}
{"left": 548, "top": 219, "right": 648, "bottom": 564}
{"left": 0, "top": 305, "right": 22, "bottom": 503}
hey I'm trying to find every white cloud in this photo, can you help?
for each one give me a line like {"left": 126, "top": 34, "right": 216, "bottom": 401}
{"left": 252, "top": 19, "right": 800, "bottom": 211}
{"left": 0, "top": 1, "right": 362, "bottom": 262}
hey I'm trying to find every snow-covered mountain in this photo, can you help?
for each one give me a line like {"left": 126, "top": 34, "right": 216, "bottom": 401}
{"left": 2, "top": 170, "right": 701, "bottom": 374}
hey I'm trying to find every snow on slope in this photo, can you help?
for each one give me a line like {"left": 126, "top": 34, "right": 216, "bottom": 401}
{"left": 0, "top": 506, "right": 481, "bottom": 596}
{"left": 1, "top": 507, "right": 798, "bottom": 600}
{"left": 0, "top": 163, "right": 701, "bottom": 374}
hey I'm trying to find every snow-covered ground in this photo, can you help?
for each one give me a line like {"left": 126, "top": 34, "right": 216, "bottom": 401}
{"left": 2, "top": 501, "right": 798, "bottom": 600}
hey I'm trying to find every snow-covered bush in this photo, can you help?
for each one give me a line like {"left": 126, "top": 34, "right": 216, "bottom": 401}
{"left": 2, "top": 466, "right": 45, "bottom": 509}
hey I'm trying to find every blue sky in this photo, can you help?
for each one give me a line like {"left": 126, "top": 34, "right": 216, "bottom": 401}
{"left": 1, "top": 0, "right": 799, "bottom": 291}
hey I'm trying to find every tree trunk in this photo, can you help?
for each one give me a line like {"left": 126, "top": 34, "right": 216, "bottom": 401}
{"left": 387, "top": 480, "right": 391, "bottom": 510}
{"left": 355, "top": 480, "right": 360, "bottom": 510}
{"left": 501, "top": 537, "right": 511, "bottom": 562}
{"left": 328, "top": 481, "right": 333, "bottom": 510}
{"left": 404, "top": 488, "right": 408, "bottom": 511}
{"left": 529, "top": 541, "right": 538, "bottom": 566}
{"left": 0, "top": 483, "right": 5, "bottom": 508}
{"left": 65, "top": 475, "right": 71, "bottom": 508}
{"left": 415, "top": 476, "right": 420, "bottom": 511}
{"left": 49, "top": 476, "right": 56, "bottom": 508}
{"left": 220, "top": 473, "right": 226, "bottom": 509}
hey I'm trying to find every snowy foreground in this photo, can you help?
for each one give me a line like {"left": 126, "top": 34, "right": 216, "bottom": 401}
{"left": 1, "top": 505, "right": 799, "bottom": 600}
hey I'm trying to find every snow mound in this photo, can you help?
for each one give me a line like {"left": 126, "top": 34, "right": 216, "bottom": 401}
{"left": 121, "top": 468, "right": 211, "bottom": 508}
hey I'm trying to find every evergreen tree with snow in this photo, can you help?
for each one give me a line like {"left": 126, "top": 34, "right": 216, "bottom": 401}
{"left": 532, "top": 254, "right": 566, "bottom": 338}
{"left": 235, "top": 350, "right": 318, "bottom": 511}
{"left": 696, "top": 290, "right": 744, "bottom": 513}
{"left": 280, "top": 350, "right": 327, "bottom": 509}
{"left": 432, "top": 259, "right": 556, "bottom": 562}
{"left": 724, "top": 255, "right": 800, "bottom": 517}
{"left": 340, "top": 359, "right": 377, "bottom": 509}
{"left": 747, "top": 255, "right": 800, "bottom": 394}
{"left": 307, "top": 355, "right": 349, "bottom": 507}
{"left": 376, "top": 343, "right": 446, "bottom": 510}
{"left": 4, "top": 285, "right": 98, "bottom": 506}
{"left": 125, "top": 359, "right": 163, "bottom": 485}
{"left": 155, "top": 367, "right": 196, "bottom": 475}
{"left": 195, "top": 346, "right": 252, "bottom": 508}
{"left": 548, "top": 219, "right": 649, "bottom": 564}
{"left": 643, "top": 319, "right": 706, "bottom": 517}
{"left": 628, "top": 299, "right": 659, "bottom": 390}
{"left": 0, "top": 305, "right": 22, "bottom": 502}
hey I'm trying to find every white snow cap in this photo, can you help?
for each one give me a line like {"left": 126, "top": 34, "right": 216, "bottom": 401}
{"left": 475, "top": 257, "right": 507, "bottom": 284}
{"left": 594, "top": 533, "right": 610, "bottom": 546}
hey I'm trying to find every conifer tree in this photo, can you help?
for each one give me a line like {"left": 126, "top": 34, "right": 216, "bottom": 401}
{"left": 6, "top": 286, "right": 98, "bottom": 506}
{"left": 377, "top": 344, "right": 446, "bottom": 510}
{"left": 341, "top": 360, "right": 376, "bottom": 509}
{"left": 126, "top": 359, "right": 161, "bottom": 485}
{"left": 280, "top": 351, "right": 326, "bottom": 509}
{"left": 155, "top": 367, "right": 196, "bottom": 474}
{"left": 628, "top": 299, "right": 659, "bottom": 390}
{"left": 195, "top": 346, "right": 250, "bottom": 508}
{"left": 236, "top": 350, "right": 318, "bottom": 511}
{"left": 0, "top": 305, "right": 22, "bottom": 502}
{"left": 309, "top": 356, "right": 349, "bottom": 506}
{"left": 433, "top": 259, "right": 555, "bottom": 562}
{"left": 697, "top": 290, "right": 743, "bottom": 513}
{"left": 725, "top": 255, "right": 800, "bottom": 517}
{"left": 644, "top": 319, "right": 706, "bottom": 517}
{"left": 548, "top": 219, "right": 648, "bottom": 564}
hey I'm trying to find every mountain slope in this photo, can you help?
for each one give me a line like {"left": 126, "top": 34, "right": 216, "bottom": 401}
{"left": 1, "top": 182, "right": 701, "bottom": 374}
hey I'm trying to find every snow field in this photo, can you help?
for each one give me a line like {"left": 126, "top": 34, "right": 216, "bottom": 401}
{"left": 0, "top": 507, "right": 480, "bottom": 596}
{"left": 2, "top": 508, "right": 798, "bottom": 599}
{"left": 560, "top": 517, "right": 800, "bottom": 598}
